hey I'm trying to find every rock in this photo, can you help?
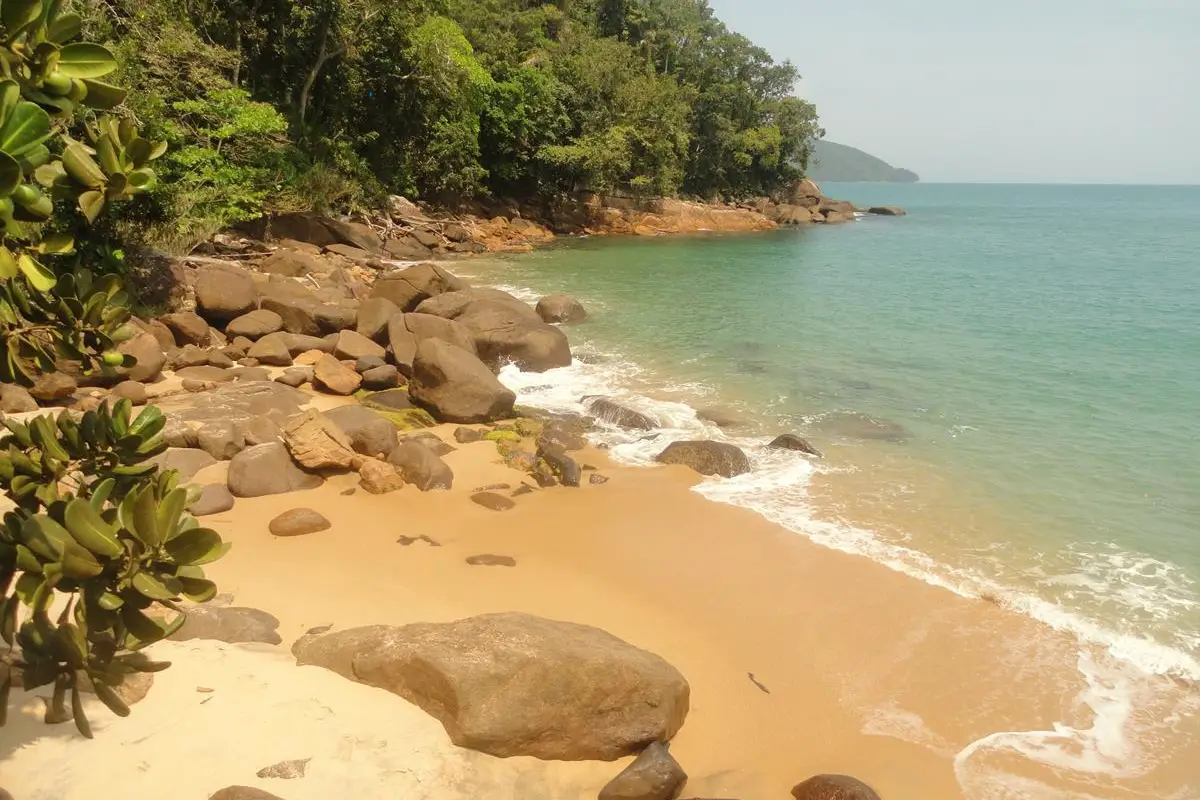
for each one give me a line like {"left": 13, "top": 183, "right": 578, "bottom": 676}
{"left": 537, "top": 419, "right": 590, "bottom": 452}
{"left": 242, "top": 332, "right": 292, "bottom": 366}
{"left": 227, "top": 309, "right": 284, "bottom": 340}
{"left": 162, "top": 417, "right": 199, "bottom": 449}
{"left": 0, "top": 383, "right": 38, "bottom": 412}
{"left": 182, "top": 378, "right": 216, "bottom": 392}
{"left": 598, "top": 741, "right": 687, "bottom": 800}
{"left": 358, "top": 459, "right": 405, "bottom": 494}
{"left": 767, "top": 434, "right": 822, "bottom": 457}
{"left": 175, "top": 365, "right": 236, "bottom": 384}
{"left": 173, "top": 344, "right": 212, "bottom": 369}
{"left": 387, "top": 312, "right": 477, "bottom": 377}
{"left": 208, "top": 788, "right": 286, "bottom": 800}
{"left": 261, "top": 213, "right": 339, "bottom": 247}
{"left": 322, "top": 405, "right": 398, "bottom": 457}
{"left": 324, "top": 218, "right": 382, "bottom": 252}
{"left": 585, "top": 397, "right": 656, "bottom": 430}
{"left": 655, "top": 441, "right": 751, "bottom": 478}
{"left": 233, "top": 366, "right": 270, "bottom": 382}
{"left": 696, "top": 407, "right": 742, "bottom": 429}
{"left": 355, "top": 354, "right": 386, "bottom": 373}
{"left": 536, "top": 294, "right": 588, "bottom": 324}
{"left": 269, "top": 508, "right": 331, "bottom": 537}
{"left": 190, "top": 484, "right": 235, "bottom": 517}
{"left": 28, "top": 372, "right": 76, "bottom": 403}
{"left": 355, "top": 297, "right": 400, "bottom": 341}
{"left": 386, "top": 442, "right": 453, "bottom": 491}
{"left": 259, "top": 283, "right": 324, "bottom": 335}
{"left": 207, "top": 350, "right": 236, "bottom": 369}
{"left": 144, "top": 318, "right": 176, "bottom": 350}
{"left": 867, "top": 206, "right": 906, "bottom": 217}
{"left": 171, "top": 605, "right": 283, "bottom": 646}
{"left": 228, "top": 442, "right": 324, "bottom": 497}
{"left": 443, "top": 222, "right": 472, "bottom": 242}
{"left": 197, "top": 421, "right": 246, "bottom": 460}
{"left": 117, "top": 333, "right": 167, "bottom": 383}
{"left": 238, "top": 416, "right": 282, "bottom": 446}
{"left": 256, "top": 758, "right": 311, "bottom": 780}
{"left": 151, "top": 448, "right": 217, "bottom": 482}
{"left": 275, "top": 367, "right": 312, "bottom": 387}
{"left": 78, "top": 670, "right": 154, "bottom": 708}
{"left": 258, "top": 249, "right": 328, "bottom": 278}
{"left": 160, "top": 312, "right": 211, "bottom": 346}
{"left": 325, "top": 243, "right": 372, "bottom": 261}
{"left": 408, "top": 339, "right": 515, "bottom": 423}
{"left": 283, "top": 409, "right": 358, "bottom": 470}
{"left": 398, "top": 431, "right": 454, "bottom": 457}
{"left": 410, "top": 228, "right": 441, "bottom": 249}
{"left": 538, "top": 443, "right": 581, "bottom": 487}
{"left": 279, "top": 334, "right": 333, "bottom": 356}
{"left": 416, "top": 288, "right": 571, "bottom": 373}
{"left": 369, "top": 263, "right": 468, "bottom": 312}
{"left": 471, "top": 491, "right": 515, "bottom": 512}
{"left": 466, "top": 554, "right": 516, "bottom": 567}
{"left": 791, "top": 775, "right": 882, "bottom": 800}
{"left": 292, "top": 613, "right": 690, "bottom": 760}
{"left": 195, "top": 266, "right": 256, "bottom": 322}
{"left": 313, "top": 353, "right": 362, "bottom": 395}
{"left": 590, "top": 473, "right": 609, "bottom": 485}
{"left": 812, "top": 412, "right": 909, "bottom": 442}
{"left": 314, "top": 303, "right": 358, "bottom": 333}
{"left": 333, "top": 329, "right": 385, "bottom": 362}
{"left": 361, "top": 364, "right": 400, "bottom": 390}
{"left": 384, "top": 235, "right": 435, "bottom": 260}
{"left": 453, "top": 426, "right": 482, "bottom": 444}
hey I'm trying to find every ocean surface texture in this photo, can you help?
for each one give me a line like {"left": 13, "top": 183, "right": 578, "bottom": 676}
{"left": 466, "top": 183, "right": 1200, "bottom": 797}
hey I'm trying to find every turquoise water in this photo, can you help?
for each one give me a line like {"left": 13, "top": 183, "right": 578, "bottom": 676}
{"left": 472, "top": 183, "right": 1200, "bottom": 679}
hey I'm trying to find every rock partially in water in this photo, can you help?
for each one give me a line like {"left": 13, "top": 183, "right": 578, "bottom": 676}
{"left": 768, "top": 434, "right": 822, "bottom": 458}
{"left": 536, "top": 294, "right": 588, "bottom": 325}
{"left": 655, "top": 441, "right": 751, "bottom": 478}
{"left": 584, "top": 397, "right": 656, "bottom": 431}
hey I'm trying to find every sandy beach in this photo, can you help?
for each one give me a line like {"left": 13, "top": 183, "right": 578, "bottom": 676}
{"left": 5, "top": 410, "right": 1197, "bottom": 799}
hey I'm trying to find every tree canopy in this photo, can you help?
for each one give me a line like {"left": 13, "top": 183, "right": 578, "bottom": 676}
{"left": 81, "top": 0, "right": 822, "bottom": 241}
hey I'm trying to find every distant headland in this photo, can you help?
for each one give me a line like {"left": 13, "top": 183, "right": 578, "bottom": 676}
{"left": 809, "top": 140, "right": 920, "bottom": 183}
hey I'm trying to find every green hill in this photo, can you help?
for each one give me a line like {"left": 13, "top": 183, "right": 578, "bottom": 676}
{"left": 809, "top": 141, "right": 919, "bottom": 183}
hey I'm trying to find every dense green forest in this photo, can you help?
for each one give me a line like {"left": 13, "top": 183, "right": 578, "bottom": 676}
{"left": 809, "top": 140, "right": 918, "bottom": 183}
{"left": 78, "top": 0, "right": 822, "bottom": 249}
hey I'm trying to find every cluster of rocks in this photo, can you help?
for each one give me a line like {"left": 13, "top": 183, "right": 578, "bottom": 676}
{"left": 752, "top": 179, "right": 906, "bottom": 226}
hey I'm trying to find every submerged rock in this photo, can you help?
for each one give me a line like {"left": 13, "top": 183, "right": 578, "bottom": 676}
{"left": 812, "top": 412, "right": 909, "bottom": 442}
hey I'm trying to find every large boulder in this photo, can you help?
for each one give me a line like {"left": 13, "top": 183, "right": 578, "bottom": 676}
{"left": 333, "top": 329, "right": 386, "bottom": 362}
{"left": 585, "top": 397, "right": 656, "bottom": 431}
{"left": 415, "top": 288, "right": 571, "bottom": 372}
{"left": 226, "top": 309, "right": 284, "bottom": 340}
{"left": 117, "top": 332, "right": 168, "bottom": 383}
{"left": 160, "top": 312, "right": 211, "bottom": 346}
{"left": 151, "top": 448, "right": 217, "bottom": 482}
{"left": 324, "top": 218, "right": 382, "bottom": 252}
{"left": 313, "top": 353, "right": 362, "bottom": 395}
{"left": 194, "top": 265, "right": 257, "bottom": 323}
{"left": 355, "top": 296, "right": 400, "bottom": 342}
{"left": 258, "top": 249, "right": 328, "bottom": 277}
{"left": 322, "top": 405, "right": 398, "bottom": 458}
{"left": 283, "top": 409, "right": 358, "bottom": 470}
{"left": 259, "top": 283, "right": 353, "bottom": 337}
{"left": 408, "top": 339, "right": 515, "bottom": 424}
{"left": 246, "top": 332, "right": 294, "bottom": 366}
{"left": 387, "top": 312, "right": 476, "bottom": 377}
{"left": 227, "top": 442, "right": 324, "bottom": 497}
{"left": 369, "top": 263, "right": 468, "bottom": 312}
{"left": 190, "top": 484, "right": 235, "bottom": 517}
{"left": 655, "top": 441, "right": 751, "bottom": 478}
{"left": 386, "top": 441, "right": 453, "bottom": 491}
{"left": 28, "top": 372, "right": 76, "bottom": 403}
{"left": 292, "top": 613, "right": 690, "bottom": 761}
{"left": 791, "top": 775, "right": 882, "bottom": 800}
{"left": 598, "top": 741, "right": 687, "bottom": 800}
{"left": 260, "top": 213, "right": 338, "bottom": 247}
{"left": 536, "top": 294, "right": 588, "bottom": 325}
{"left": 768, "top": 434, "right": 822, "bottom": 457}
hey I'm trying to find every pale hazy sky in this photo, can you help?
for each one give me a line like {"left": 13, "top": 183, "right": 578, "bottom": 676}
{"left": 708, "top": 0, "right": 1200, "bottom": 184}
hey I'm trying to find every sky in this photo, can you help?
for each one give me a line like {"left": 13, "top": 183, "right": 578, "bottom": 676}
{"left": 707, "top": 0, "right": 1200, "bottom": 184}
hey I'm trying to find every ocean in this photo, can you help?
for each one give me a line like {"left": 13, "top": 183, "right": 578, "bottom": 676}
{"left": 458, "top": 183, "right": 1200, "bottom": 794}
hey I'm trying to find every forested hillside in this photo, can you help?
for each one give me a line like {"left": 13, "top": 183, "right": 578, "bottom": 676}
{"left": 80, "top": 0, "right": 822, "bottom": 250}
{"left": 809, "top": 141, "right": 918, "bottom": 183}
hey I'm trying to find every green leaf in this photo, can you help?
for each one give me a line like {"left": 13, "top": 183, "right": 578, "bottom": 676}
{"left": 64, "top": 497, "right": 124, "bottom": 558}
{"left": 163, "top": 527, "right": 227, "bottom": 566}
{"left": 34, "top": 232, "right": 75, "bottom": 255}
{"left": 156, "top": 488, "right": 187, "bottom": 544}
{"left": 0, "top": 151, "right": 21, "bottom": 195}
{"left": 131, "top": 571, "right": 175, "bottom": 601}
{"left": 179, "top": 576, "right": 217, "bottom": 603}
{"left": 62, "top": 143, "right": 105, "bottom": 187}
{"left": 15, "top": 143, "right": 51, "bottom": 173}
{"left": 0, "top": 102, "right": 52, "bottom": 157}
{"left": 78, "top": 79, "right": 126, "bottom": 110}
{"left": 0, "top": 81, "right": 19, "bottom": 127}
{"left": 1, "top": 0, "right": 42, "bottom": 34}
{"left": 78, "top": 189, "right": 104, "bottom": 222}
{"left": 46, "top": 10, "right": 82, "bottom": 43}
{"left": 128, "top": 484, "right": 162, "bottom": 548}
{"left": 54, "top": 43, "right": 118, "bottom": 79}
{"left": 126, "top": 167, "right": 155, "bottom": 191}
{"left": 17, "top": 253, "right": 56, "bottom": 291}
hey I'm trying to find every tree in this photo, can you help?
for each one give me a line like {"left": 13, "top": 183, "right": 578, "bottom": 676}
{"left": 0, "top": 0, "right": 228, "bottom": 738}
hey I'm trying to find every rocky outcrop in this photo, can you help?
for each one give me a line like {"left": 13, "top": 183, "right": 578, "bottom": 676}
{"left": 291, "top": 612, "right": 690, "bottom": 761}
{"left": 408, "top": 339, "right": 516, "bottom": 424}
{"left": 415, "top": 288, "right": 571, "bottom": 372}
{"left": 791, "top": 775, "right": 882, "bottom": 800}
{"left": 228, "top": 442, "right": 324, "bottom": 497}
{"left": 536, "top": 294, "right": 588, "bottom": 324}
{"left": 598, "top": 741, "right": 687, "bottom": 800}
{"left": 387, "top": 312, "right": 477, "bottom": 376}
{"left": 269, "top": 508, "right": 332, "bottom": 537}
{"left": 322, "top": 405, "right": 398, "bottom": 458}
{"left": 655, "top": 440, "right": 751, "bottom": 478}
{"left": 768, "top": 434, "right": 822, "bottom": 457}
{"left": 386, "top": 441, "right": 454, "bottom": 491}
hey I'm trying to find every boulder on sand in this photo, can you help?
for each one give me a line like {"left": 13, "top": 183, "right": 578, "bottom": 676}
{"left": 160, "top": 311, "right": 211, "bottom": 346}
{"left": 227, "top": 442, "right": 324, "bottom": 497}
{"left": 369, "top": 263, "right": 468, "bottom": 312}
{"left": 415, "top": 288, "right": 571, "bottom": 373}
{"left": 283, "top": 409, "right": 358, "bottom": 470}
{"left": 322, "top": 405, "right": 398, "bottom": 458}
{"left": 791, "top": 774, "right": 882, "bottom": 800}
{"left": 246, "top": 332, "right": 294, "bottom": 366}
{"left": 598, "top": 741, "right": 687, "bottom": 800}
{"left": 117, "top": 332, "right": 168, "bottom": 383}
{"left": 536, "top": 294, "right": 588, "bottom": 325}
{"left": 333, "top": 329, "right": 386, "bottom": 362}
{"left": 386, "top": 441, "right": 454, "bottom": 491}
{"left": 313, "top": 353, "right": 362, "bottom": 395}
{"left": 194, "top": 265, "right": 257, "bottom": 323}
{"left": 269, "top": 508, "right": 331, "bottom": 537}
{"left": 387, "top": 313, "right": 477, "bottom": 377}
{"left": 655, "top": 440, "right": 751, "bottom": 478}
{"left": 226, "top": 309, "right": 284, "bottom": 340}
{"left": 291, "top": 612, "right": 690, "bottom": 761}
{"left": 408, "top": 339, "right": 515, "bottom": 424}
